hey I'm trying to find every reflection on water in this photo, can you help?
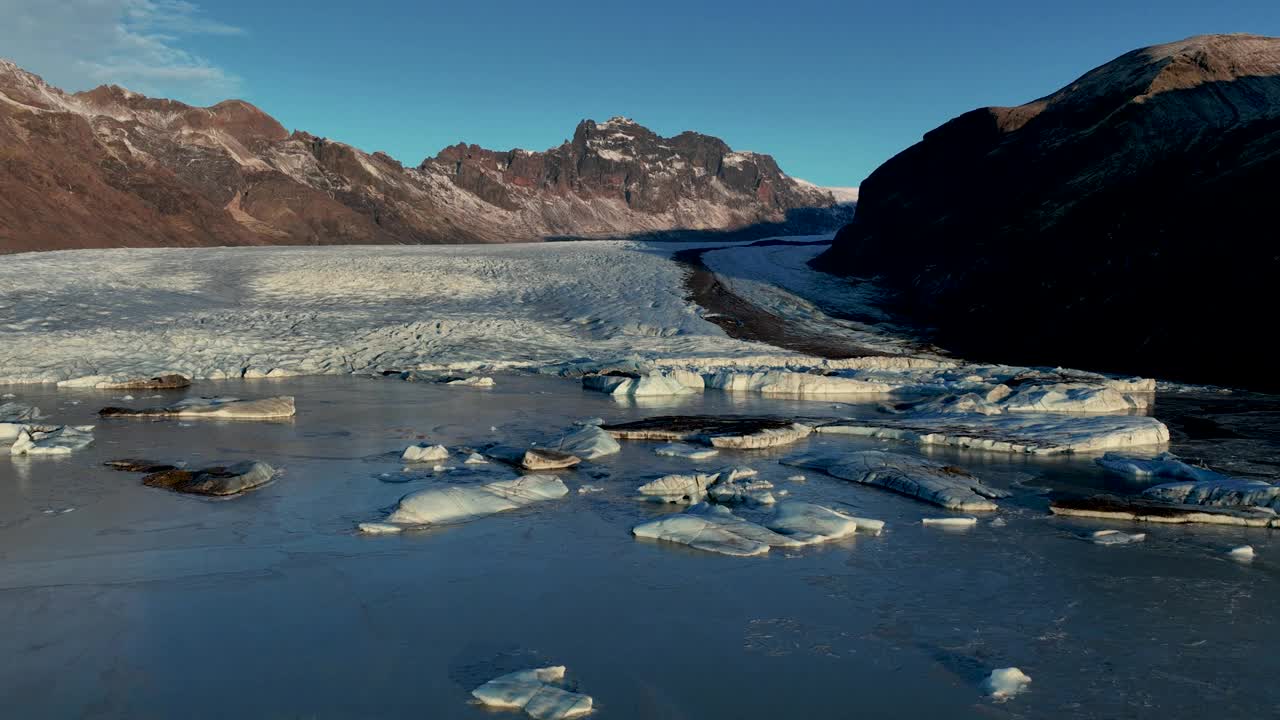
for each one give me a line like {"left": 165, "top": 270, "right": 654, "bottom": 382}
{"left": 0, "top": 374, "right": 1277, "bottom": 718}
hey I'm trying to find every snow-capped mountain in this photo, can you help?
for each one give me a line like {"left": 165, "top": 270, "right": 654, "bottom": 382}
{"left": 0, "top": 61, "right": 847, "bottom": 252}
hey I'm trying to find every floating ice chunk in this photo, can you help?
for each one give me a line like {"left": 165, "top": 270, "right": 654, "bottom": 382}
{"left": 402, "top": 443, "right": 450, "bottom": 463}
{"left": 443, "top": 376, "right": 495, "bottom": 387}
{"left": 786, "top": 474, "right": 806, "bottom": 483}
{"left": 786, "top": 451, "right": 1007, "bottom": 511}
{"left": 922, "top": 517, "right": 978, "bottom": 527}
{"left": 465, "top": 452, "right": 490, "bottom": 464}
{"left": 1051, "top": 495, "right": 1280, "bottom": 527}
{"left": 577, "top": 484, "right": 604, "bottom": 494}
{"left": 583, "top": 371, "right": 694, "bottom": 397}
{"left": 487, "top": 446, "right": 582, "bottom": 470}
{"left": 1089, "top": 529, "right": 1146, "bottom": 545}
{"left": 1142, "top": 476, "right": 1280, "bottom": 511}
{"left": 575, "top": 417, "right": 605, "bottom": 427}
{"left": 1096, "top": 452, "right": 1225, "bottom": 483}
{"left": 603, "top": 416, "right": 812, "bottom": 450}
{"left": 98, "top": 396, "right": 296, "bottom": 420}
{"left": 637, "top": 472, "right": 719, "bottom": 504}
{"left": 471, "top": 666, "right": 593, "bottom": 720}
{"left": 654, "top": 443, "right": 719, "bottom": 460}
{"left": 357, "top": 522, "right": 403, "bottom": 534}
{"left": 990, "top": 517, "right": 1007, "bottom": 527}
{"left": 555, "top": 425, "right": 620, "bottom": 459}
{"left": 1229, "top": 545, "right": 1256, "bottom": 561}
{"left": 766, "top": 502, "right": 859, "bottom": 543}
{"left": 91, "top": 374, "right": 192, "bottom": 390}
{"left": 9, "top": 425, "right": 95, "bottom": 455}
{"left": 368, "top": 475, "right": 569, "bottom": 530}
{"left": 708, "top": 475, "right": 775, "bottom": 505}
{"left": 817, "top": 413, "right": 1169, "bottom": 455}
{"left": 632, "top": 503, "right": 801, "bottom": 556}
{"left": 141, "top": 461, "right": 276, "bottom": 496}
{"left": 984, "top": 667, "right": 1031, "bottom": 699}
{"left": 704, "top": 370, "right": 897, "bottom": 396}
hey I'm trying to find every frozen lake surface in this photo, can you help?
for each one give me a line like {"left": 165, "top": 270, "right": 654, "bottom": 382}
{"left": 2, "top": 374, "right": 1278, "bottom": 718}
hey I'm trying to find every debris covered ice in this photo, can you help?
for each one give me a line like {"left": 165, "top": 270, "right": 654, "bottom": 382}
{"left": 98, "top": 396, "right": 296, "bottom": 420}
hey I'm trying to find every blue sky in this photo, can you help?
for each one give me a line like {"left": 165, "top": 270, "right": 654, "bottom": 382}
{"left": 3, "top": 0, "right": 1278, "bottom": 186}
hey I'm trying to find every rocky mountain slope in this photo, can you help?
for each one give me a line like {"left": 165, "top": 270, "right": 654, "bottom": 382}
{"left": 0, "top": 60, "right": 845, "bottom": 252}
{"left": 817, "top": 34, "right": 1280, "bottom": 390}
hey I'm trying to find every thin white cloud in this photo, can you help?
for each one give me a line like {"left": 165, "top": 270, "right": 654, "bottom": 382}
{"left": 0, "top": 0, "right": 243, "bottom": 103}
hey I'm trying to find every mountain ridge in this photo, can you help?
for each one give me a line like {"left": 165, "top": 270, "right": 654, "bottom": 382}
{"left": 0, "top": 60, "right": 845, "bottom": 252}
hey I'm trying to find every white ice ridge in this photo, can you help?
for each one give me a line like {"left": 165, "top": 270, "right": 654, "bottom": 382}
{"left": 632, "top": 501, "right": 861, "bottom": 556}
{"left": 785, "top": 451, "right": 1009, "bottom": 511}
{"left": 816, "top": 413, "right": 1169, "bottom": 455}
{"left": 358, "top": 475, "right": 568, "bottom": 533}
{"left": 471, "top": 666, "right": 593, "bottom": 720}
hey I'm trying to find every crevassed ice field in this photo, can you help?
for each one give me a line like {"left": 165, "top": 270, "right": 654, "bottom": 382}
{"left": 2, "top": 238, "right": 1277, "bottom": 719}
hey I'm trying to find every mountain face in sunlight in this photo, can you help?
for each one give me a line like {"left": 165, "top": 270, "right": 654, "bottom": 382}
{"left": 818, "top": 34, "right": 1280, "bottom": 390}
{"left": 0, "top": 63, "right": 844, "bottom": 252}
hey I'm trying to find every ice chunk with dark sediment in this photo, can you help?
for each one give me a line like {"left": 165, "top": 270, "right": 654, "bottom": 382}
{"left": 95, "top": 374, "right": 192, "bottom": 390}
{"left": 8, "top": 425, "right": 95, "bottom": 455}
{"left": 98, "top": 396, "right": 296, "bottom": 420}
{"left": 140, "top": 461, "right": 276, "bottom": 496}
{"left": 815, "top": 412, "right": 1168, "bottom": 455}
{"left": 1050, "top": 494, "right": 1280, "bottom": 527}
{"left": 785, "top": 451, "right": 1008, "bottom": 511}
{"left": 632, "top": 502, "right": 803, "bottom": 556}
{"left": 602, "top": 415, "right": 812, "bottom": 449}
{"left": 486, "top": 446, "right": 582, "bottom": 470}
{"left": 554, "top": 425, "right": 620, "bottom": 459}
{"left": 361, "top": 474, "right": 569, "bottom": 532}
{"left": 471, "top": 666, "right": 593, "bottom": 720}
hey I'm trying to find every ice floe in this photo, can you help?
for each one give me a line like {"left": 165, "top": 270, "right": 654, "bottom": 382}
{"left": 984, "top": 667, "right": 1031, "bottom": 700}
{"left": 922, "top": 517, "right": 979, "bottom": 527}
{"left": 139, "top": 461, "right": 277, "bottom": 496}
{"left": 603, "top": 416, "right": 813, "bottom": 449}
{"left": 471, "top": 666, "right": 593, "bottom": 720}
{"left": 632, "top": 503, "right": 800, "bottom": 556}
{"left": 361, "top": 474, "right": 569, "bottom": 532}
{"left": 98, "top": 396, "right": 296, "bottom": 420}
{"left": 486, "top": 446, "right": 582, "bottom": 471}
{"left": 653, "top": 443, "right": 719, "bottom": 460}
{"left": 816, "top": 413, "right": 1169, "bottom": 455}
{"left": 1229, "top": 545, "right": 1256, "bottom": 561}
{"left": 464, "top": 452, "right": 490, "bottom": 464}
{"left": 554, "top": 425, "right": 621, "bottom": 459}
{"left": 637, "top": 473, "right": 720, "bottom": 504}
{"left": 402, "top": 443, "right": 450, "bottom": 463}
{"left": 785, "top": 451, "right": 1008, "bottom": 511}
{"left": 1088, "top": 529, "right": 1146, "bottom": 545}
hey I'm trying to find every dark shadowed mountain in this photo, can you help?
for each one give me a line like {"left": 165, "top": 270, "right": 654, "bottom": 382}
{"left": 0, "top": 60, "right": 846, "bottom": 253}
{"left": 816, "top": 33, "right": 1280, "bottom": 390}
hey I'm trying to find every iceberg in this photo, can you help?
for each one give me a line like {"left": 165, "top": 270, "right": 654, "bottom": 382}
{"left": 785, "top": 451, "right": 1008, "bottom": 511}
{"left": 8, "top": 425, "right": 95, "bottom": 456}
{"left": 402, "top": 443, "right": 450, "bottom": 463}
{"left": 554, "top": 425, "right": 620, "bottom": 459}
{"left": 984, "top": 667, "right": 1031, "bottom": 700}
{"left": 765, "top": 502, "right": 859, "bottom": 543}
{"left": 486, "top": 446, "right": 582, "bottom": 471}
{"left": 1050, "top": 495, "right": 1280, "bottom": 527}
{"left": 1141, "top": 476, "right": 1280, "bottom": 511}
{"left": 704, "top": 369, "right": 897, "bottom": 396}
{"left": 582, "top": 371, "right": 694, "bottom": 397}
{"left": 98, "top": 396, "right": 296, "bottom": 420}
{"left": 362, "top": 474, "right": 569, "bottom": 531}
{"left": 816, "top": 413, "right": 1169, "bottom": 455}
{"left": 1229, "top": 545, "right": 1256, "bottom": 561}
{"left": 632, "top": 503, "right": 802, "bottom": 556}
{"left": 471, "top": 666, "right": 593, "bottom": 720}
